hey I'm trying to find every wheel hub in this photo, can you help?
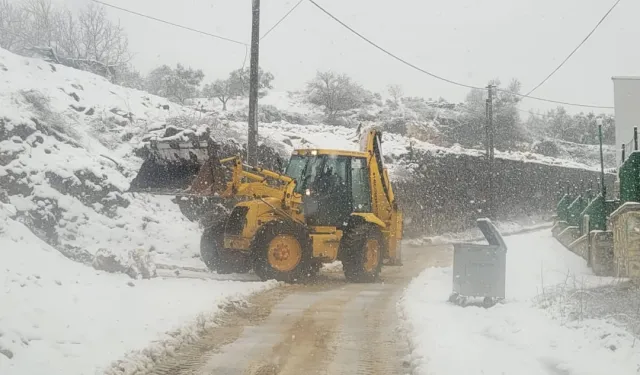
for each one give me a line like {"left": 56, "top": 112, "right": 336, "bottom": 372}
{"left": 273, "top": 245, "right": 291, "bottom": 260}
{"left": 267, "top": 234, "right": 302, "bottom": 272}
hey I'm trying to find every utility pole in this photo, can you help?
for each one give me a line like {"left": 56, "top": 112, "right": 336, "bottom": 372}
{"left": 247, "top": 0, "right": 260, "bottom": 166}
{"left": 485, "top": 85, "right": 495, "bottom": 219}
{"left": 597, "top": 121, "right": 606, "bottom": 198}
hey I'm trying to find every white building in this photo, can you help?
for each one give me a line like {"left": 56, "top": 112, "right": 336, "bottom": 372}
{"left": 612, "top": 76, "right": 640, "bottom": 167}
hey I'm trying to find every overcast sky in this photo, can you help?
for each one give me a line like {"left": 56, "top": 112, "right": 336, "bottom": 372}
{"left": 60, "top": 0, "right": 639, "bottom": 115}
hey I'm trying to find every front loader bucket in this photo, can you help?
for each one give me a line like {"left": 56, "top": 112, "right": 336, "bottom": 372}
{"left": 129, "top": 139, "right": 211, "bottom": 193}
{"left": 127, "top": 137, "right": 237, "bottom": 227}
{"left": 189, "top": 142, "right": 229, "bottom": 196}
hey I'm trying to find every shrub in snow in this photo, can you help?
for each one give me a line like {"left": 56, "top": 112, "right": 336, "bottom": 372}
{"left": 21, "top": 90, "right": 83, "bottom": 142}
{"left": 258, "top": 105, "right": 311, "bottom": 125}
{"left": 166, "top": 113, "right": 220, "bottom": 130}
{"left": 0, "top": 347, "right": 13, "bottom": 360}
{"left": 127, "top": 248, "right": 157, "bottom": 280}
{"left": 532, "top": 139, "right": 561, "bottom": 158}
{"left": 93, "top": 248, "right": 157, "bottom": 279}
{"left": 405, "top": 121, "right": 444, "bottom": 145}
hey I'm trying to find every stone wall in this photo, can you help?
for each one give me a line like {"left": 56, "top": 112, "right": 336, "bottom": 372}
{"left": 395, "top": 151, "right": 616, "bottom": 237}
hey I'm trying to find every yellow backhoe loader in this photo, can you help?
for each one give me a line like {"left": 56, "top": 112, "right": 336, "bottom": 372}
{"left": 133, "top": 129, "right": 403, "bottom": 282}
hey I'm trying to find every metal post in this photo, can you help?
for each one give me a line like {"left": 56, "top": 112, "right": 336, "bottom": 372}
{"left": 585, "top": 214, "right": 592, "bottom": 267}
{"left": 634, "top": 126, "right": 638, "bottom": 151}
{"left": 598, "top": 124, "right": 606, "bottom": 199}
{"left": 485, "top": 99, "right": 490, "bottom": 158}
{"left": 247, "top": 0, "right": 261, "bottom": 166}
{"left": 622, "top": 143, "right": 626, "bottom": 163}
{"left": 486, "top": 85, "right": 495, "bottom": 219}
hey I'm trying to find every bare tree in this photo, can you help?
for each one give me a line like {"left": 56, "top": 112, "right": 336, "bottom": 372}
{"left": 21, "top": 0, "right": 57, "bottom": 50}
{"left": 77, "top": 3, "right": 130, "bottom": 66}
{"left": 0, "top": 0, "right": 131, "bottom": 80}
{"left": 0, "top": 0, "right": 27, "bottom": 51}
{"left": 202, "top": 79, "right": 239, "bottom": 111}
{"left": 387, "top": 84, "right": 403, "bottom": 105}
{"left": 53, "top": 8, "right": 81, "bottom": 59}
{"left": 306, "top": 71, "right": 367, "bottom": 121}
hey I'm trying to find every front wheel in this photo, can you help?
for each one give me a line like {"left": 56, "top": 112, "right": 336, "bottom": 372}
{"left": 341, "top": 223, "right": 384, "bottom": 283}
{"left": 200, "top": 221, "right": 225, "bottom": 272}
{"left": 251, "top": 220, "right": 315, "bottom": 283}
{"left": 200, "top": 220, "right": 251, "bottom": 274}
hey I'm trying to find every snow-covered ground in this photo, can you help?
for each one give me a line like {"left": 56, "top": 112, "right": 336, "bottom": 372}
{"left": 400, "top": 230, "right": 640, "bottom": 375}
{"left": 0, "top": 204, "right": 278, "bottom": 375}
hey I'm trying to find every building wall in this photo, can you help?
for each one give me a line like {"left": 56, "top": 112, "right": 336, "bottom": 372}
{"left": 612, "top": 77, "right": 640, "bottom": 166}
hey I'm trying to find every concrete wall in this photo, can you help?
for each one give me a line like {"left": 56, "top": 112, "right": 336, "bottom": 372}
{"left": 395, "top": 152, "right": 616, "bottom": 237}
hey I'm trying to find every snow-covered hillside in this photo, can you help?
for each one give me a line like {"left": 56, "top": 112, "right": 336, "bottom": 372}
{"left": 0, "top": 45, "right": 607, "bottom": 267}
{"left": 0, "top": 46, "right": 206, "bottom": 267}
{"left": 190, "top": 93, "right": 614, "bottom": 169}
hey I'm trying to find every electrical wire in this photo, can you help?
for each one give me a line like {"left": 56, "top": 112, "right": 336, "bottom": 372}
{"left": 306, "top": 0, "right": 614, "bottom": 109}
{"left": 91, "top": 0, "right": 247, "bottom": 46}
{"left": 260, "top": 0, "right": 304, "bottom": 41}
{"left": 307, "top": 0, "right": 479, "bottom": 91}
{"left": 524, "top": 0, "right": 622, "bottom": 96}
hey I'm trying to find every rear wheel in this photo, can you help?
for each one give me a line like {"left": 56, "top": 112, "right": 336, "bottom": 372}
{"left": 341, "top": 222, "right": 384, "bottom": 283}
{"left": 200, "top": 220, "right": 251, "bottom": 274}
{"left": 251, "top": 220, "right": 315, "bottom": 282}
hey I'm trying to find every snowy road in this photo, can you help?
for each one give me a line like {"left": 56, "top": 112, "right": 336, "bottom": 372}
{"left": 140, "top": 243, "right": 451, "bottom": 375}
{"left": 8, "top": 216, "right": 639, "bottom": 375}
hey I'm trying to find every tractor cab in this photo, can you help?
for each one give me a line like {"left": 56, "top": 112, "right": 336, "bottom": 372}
{"left": 284, "top": 149, "right": 371, "bottom": 228}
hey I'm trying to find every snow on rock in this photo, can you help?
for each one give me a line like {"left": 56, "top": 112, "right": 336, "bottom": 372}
{"left": 399, "top": 230, "right": 640, "bottom": 375}
{"left": 0, "top": 47, "right": 203, "bottom": 266}
{"left": 0, "top": 208, "right": 278, "bottom": 375}
{"left": 92, "top": 247, "right": 157, "bottom": 280}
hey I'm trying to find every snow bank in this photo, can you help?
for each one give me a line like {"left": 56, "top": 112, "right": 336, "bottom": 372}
{"left": 399, "top": 230, "right": 640, "bottom": 375}
{"left": 405, "top": 215, "right": 553, "bottom": 246}
{"left": 0, "top": 205, "right": 277, "bottom": 375}
{"left": 0, "top": 47, "right": 206, "bottom": 267}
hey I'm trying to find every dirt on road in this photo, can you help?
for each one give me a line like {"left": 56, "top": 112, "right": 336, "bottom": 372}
{"left": 144, "top": 243, "right": 452, "bottom": 375}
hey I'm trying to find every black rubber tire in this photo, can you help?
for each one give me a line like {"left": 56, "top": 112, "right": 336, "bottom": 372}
{"left": 341, "top": 222, "right": 384, "bottom": 283}
{"left": 200, "top": 221, "right": 225, "bottom": 272}
{"left": 251, "top": 220, "right": 315, "bottom": 283}
{"left": 200, "top": 220, "right": 251, "bottom": 274}
{"left": 483, "top": 297, "right": 496, "bottom": 308}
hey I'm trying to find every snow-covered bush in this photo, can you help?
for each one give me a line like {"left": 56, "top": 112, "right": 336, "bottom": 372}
{"left": 93, "top": 248, "right": 157, "bottom": 279}
{"left": 21, "top": 89, "right": 83, "bottom": 142}
{"left": 532, "top": 139, "right": 561, "bottom": 157}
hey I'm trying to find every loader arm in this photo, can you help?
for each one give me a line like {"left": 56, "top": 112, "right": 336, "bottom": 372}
{"left": 360, "top": 128, "right": 403, "bottom": 263}
{"left": 189, "top": 154, "right": 301, "bottom": 211}
{"left": 361, "top": 129, "right": 398, "bottom": 210}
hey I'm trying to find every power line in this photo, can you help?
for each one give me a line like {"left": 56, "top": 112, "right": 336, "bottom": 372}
{"left": 91, "top": 0, "right": 247, "bottom": 46}
{"left": 525, "top": 0, "right": 622, "bottom": 96}
{"left": 307, "top": 0, "right": 478, "bottom": 91}
{"left": 260, "top": 0, "right": 304, "bottom": 41}
{"left": 306, "top": 0, "right": 614, "bottom": 110}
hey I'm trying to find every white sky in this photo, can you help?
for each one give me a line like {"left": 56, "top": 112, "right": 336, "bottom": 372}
{"left": 60, "top": 0, "right": 639, "bottom": 115}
